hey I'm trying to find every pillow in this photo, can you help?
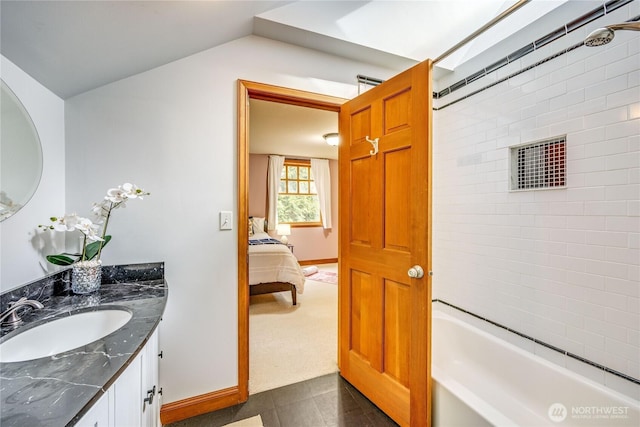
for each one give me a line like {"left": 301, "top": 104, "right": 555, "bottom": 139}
{"left": 248, "top": 218, "right": 254, "bottom": 237}
{"left": 252, "top": 217, "right": 265, "bottom": 234}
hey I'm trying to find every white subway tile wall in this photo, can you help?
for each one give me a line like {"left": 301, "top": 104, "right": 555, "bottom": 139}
{"left": 433, "top": 2, "right": 639, "bottom": 398}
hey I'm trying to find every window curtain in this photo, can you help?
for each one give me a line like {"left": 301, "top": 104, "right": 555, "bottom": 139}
{"left": 267, "top": 155, "right": 285, "bottom": 231}
{"left": 310, "top": 158, "right": 332, "bottom": 229}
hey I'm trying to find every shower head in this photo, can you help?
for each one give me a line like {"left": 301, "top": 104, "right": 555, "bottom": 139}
{"left": 584, "top": 22, "right": 640, "bottom": 47}
{"left": 584, "top": 27, "right": 615, "bottom": 46}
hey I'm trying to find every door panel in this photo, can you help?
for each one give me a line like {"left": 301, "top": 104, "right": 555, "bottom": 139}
{"left": 351, "top": 106, "right": 373, "bottom": 143}
{"left": 383, "top": 88, "right": 411, "bottom": 134}
{"left": 384, "top": 148, "right": 411, "bottom": 251}
{"left": 383, "top": 279, "right": 411, "bottom": 387}
{"left": 349, "top": 269, "right": 376, "bottom": 360}
{"left": 351, "top": 159, "right": 374, "bottom": 246}
{"left": 339, "top": 59, "right": 432, "bottom": 427}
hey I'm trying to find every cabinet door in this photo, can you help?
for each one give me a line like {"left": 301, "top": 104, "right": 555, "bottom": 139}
{"left": 76, "top": 330, "right": 160, "bottom": 427}
{"left": 75, "top": 388, "right": 112, "bottom": 427}
{"left": 114, "top": 353, "right": 143, "bottom": 427}
{"left": 142, "top": 329, "right": 160, "bottom": 427}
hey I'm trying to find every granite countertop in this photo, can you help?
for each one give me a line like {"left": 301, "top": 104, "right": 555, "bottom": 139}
{"left": 0, "top": 262, "right": 168, "bottom": 427}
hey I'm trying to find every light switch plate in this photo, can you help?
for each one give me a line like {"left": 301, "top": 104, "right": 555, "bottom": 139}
{"left": 219, "top": 211, "right": 233, "bottom": 230}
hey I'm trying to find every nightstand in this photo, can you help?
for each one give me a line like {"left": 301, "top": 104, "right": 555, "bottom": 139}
{"left": 286, "top": 244, "right": 294, "bottom": 253}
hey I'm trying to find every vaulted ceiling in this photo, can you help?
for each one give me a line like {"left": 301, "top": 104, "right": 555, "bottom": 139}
{"left": 4, "top": 1, "right": 590, "bottom": 160}
{"left": 1, "top": 1, "right": 569, "bottom": 100}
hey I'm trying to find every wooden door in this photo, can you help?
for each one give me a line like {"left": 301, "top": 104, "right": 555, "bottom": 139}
{"left": 338, "top": 60, "right": 432, "bottom": 426}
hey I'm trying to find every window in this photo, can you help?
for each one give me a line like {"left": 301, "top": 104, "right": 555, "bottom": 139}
{"left": 510, "top": 136, "right": 566, "bottom": 190}
{"left": 277, "top": 159, "right": 321, "bottom": 225}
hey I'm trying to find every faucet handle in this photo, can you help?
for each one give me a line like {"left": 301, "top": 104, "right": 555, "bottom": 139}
{"left": 1, "top": 311, "right": 23, "bottom": 327}
{"left": 1, "top": 297, "right": 42, "bottom": 327}
{"left": 7, "top": 297, "right": 27, "bottom": 308}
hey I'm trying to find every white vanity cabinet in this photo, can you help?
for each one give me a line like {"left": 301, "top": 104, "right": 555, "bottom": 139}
{"left": 75, "top": 387, "right": 112, "bottom": 427}
{"left": 114, "top": 353, "right": 143, "bottom": 425}
{"left": 141, "top": 327, "right": 160, "bottom": 427}
{"left": 76, "top": 328, "right": 160, "bottom": 427}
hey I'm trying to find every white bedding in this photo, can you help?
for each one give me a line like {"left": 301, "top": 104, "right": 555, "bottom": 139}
{"left": 248, "top": 233, "right": 305, "bottom": 293}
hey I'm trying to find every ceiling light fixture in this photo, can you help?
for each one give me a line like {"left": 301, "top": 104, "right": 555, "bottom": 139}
{"left": 323, "top": 132, "right": 339, "bottom": 146}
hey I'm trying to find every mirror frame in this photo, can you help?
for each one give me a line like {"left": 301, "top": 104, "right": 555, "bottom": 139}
{"left": 1, "top": 79, "right": 43, "bottom": 221}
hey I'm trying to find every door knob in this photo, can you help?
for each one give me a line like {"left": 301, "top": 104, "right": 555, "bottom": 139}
{"left": 407, "top": 265, "right": 424, "bottom": 279}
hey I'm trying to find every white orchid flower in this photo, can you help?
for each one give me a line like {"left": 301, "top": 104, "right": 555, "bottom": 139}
{"left": 121, "top": 183, "right": 148, "bottom": 200}
{"left": 51, "top": 213, "right": 80, "bottom": 232}
{"left": 40, "top": 181, "right": 149, "bottom": 265}
{"left": 91, "top": 200, "right": 110, "bottom": 220}
{"left": 105, "top": 187, "right": 127, "bottom": 203}
{"left": 75, "top": 217, "right": 104, "bottom": 242}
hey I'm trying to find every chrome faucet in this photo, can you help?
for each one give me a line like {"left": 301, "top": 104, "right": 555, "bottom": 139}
{"left": 0, "top": 297, "right": 44, "bottom": 327}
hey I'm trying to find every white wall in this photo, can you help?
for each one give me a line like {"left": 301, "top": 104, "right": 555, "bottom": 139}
{"left": 64, "top": 35, "right": 398, "bottom": 404}
{"left": 433, "top": 2, "right": 639, "bottom": 397}
{"left": 0, "top": 55, "right": 66, "bottom": 292}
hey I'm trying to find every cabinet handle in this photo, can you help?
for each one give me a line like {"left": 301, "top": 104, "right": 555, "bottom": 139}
{"left": 158, "top": 351, "right": 163, "bottom": 359}
{"left": 144, "top": 385, "right": 156, "bottom": 405}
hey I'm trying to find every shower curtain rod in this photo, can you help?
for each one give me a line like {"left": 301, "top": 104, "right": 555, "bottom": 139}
{"left": 433, "top": 0, "right": 531, "bottom": 65}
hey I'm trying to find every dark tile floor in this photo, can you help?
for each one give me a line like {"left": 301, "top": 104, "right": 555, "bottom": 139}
{"left": 164, "top": 372, "right": 399, "bottom": 427}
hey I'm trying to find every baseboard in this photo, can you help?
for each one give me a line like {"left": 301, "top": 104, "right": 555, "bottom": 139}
{"left": 160, "top": 386, "right": 243, "bottom": 425}
{"left": 298, "top": 258, "right": 337, "bottom": 266}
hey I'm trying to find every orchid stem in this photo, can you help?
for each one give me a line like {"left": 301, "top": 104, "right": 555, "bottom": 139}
{"left": 96, "top": 202, "right": 114, "bottom": 261}
{"left": 81, "top": 234, "right": 87, "bottom": 261}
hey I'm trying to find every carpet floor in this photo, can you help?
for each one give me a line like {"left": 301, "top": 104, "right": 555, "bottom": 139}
{"left": 249, "top": 263, "right": 338, "bottom": 394}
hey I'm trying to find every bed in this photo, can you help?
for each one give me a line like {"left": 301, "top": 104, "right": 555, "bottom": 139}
{"left": 248, "top": 231, "right": 305, "bottom": 305}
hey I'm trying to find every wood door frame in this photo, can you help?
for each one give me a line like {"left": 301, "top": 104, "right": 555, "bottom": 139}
{"left": 237, "top": 80, "right": 347, "bottom": 401}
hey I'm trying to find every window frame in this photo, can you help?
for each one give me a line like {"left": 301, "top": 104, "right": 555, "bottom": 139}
{"left": 278, "top": 159, "right": 322, "bottom": 227}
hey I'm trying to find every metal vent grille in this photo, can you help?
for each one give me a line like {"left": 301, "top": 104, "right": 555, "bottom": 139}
{"left": 511, "top": 137, "right": 566, "bottom": 190}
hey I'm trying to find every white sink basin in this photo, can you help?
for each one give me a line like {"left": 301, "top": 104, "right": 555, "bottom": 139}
{"left": 0, "top": 309, "right": 132, "bottom": 363}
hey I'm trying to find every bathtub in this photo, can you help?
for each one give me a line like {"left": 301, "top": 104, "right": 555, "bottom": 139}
{"left": 431, "top": 309, "right": 640, "bottom": 426}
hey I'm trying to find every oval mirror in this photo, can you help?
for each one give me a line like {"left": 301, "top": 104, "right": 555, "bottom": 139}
{"left": 1, "top": 79, "right": 43, "bottom": 221}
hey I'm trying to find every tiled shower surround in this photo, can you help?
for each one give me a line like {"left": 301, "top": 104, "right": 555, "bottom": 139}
{"left": 432, "top": 1, "right": 639, "bottom": 399}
